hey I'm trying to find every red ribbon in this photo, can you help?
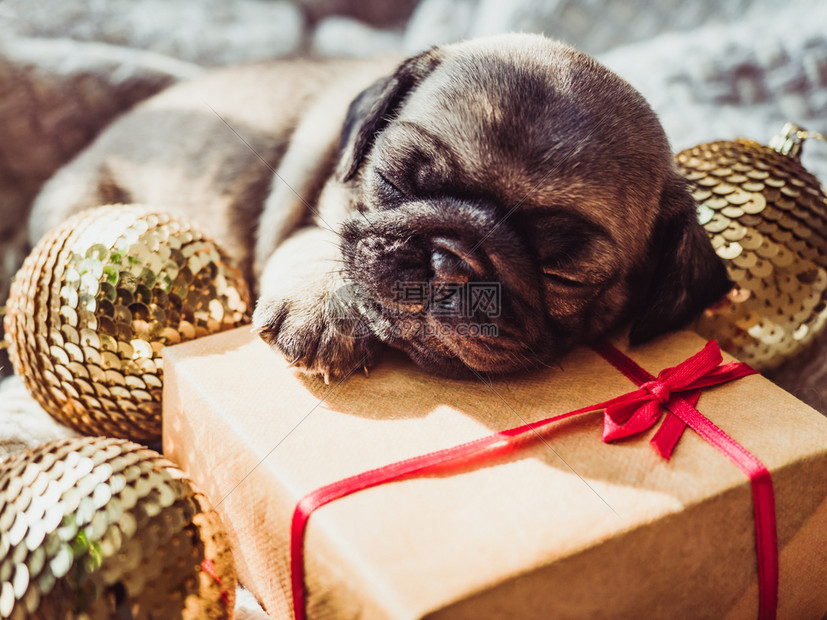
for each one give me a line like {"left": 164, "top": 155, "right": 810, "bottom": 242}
{"left": 290, "top": 340, "right": 777, "bottom": 620}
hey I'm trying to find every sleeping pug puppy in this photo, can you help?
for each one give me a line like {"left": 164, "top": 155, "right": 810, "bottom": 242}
{"left": 30, "top": 33, "right": 731, "bottom": 383}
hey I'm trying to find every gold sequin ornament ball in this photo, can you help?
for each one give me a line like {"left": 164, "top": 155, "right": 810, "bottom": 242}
{"left": 3, "top": 205, "right": 251, "bottom": 442}
{"left": 677, "top": 124, "right": 827, "bottom": 370}
{"left": 0, "top": 436, "right": 235, "bottom": 619}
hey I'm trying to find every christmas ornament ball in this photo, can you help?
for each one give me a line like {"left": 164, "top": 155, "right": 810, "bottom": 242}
{"left": 3, "top": 206, "right": 251, "bottom": 442}
{"left": 0, "top": 436, "right": 235, "bottom": 619}
{"left": 677, "top": 126, "right": 827, "bottom": 370}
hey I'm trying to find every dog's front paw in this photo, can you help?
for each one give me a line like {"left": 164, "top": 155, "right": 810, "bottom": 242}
{"left": 252, "top": 285, "right": 380, "bottom": 384}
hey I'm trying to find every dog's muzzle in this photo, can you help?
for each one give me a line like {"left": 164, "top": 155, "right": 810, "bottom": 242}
{"left": 342, "top": 199, "right": 505, "bottom": 309}
{"left": 339, "top": 197, "right": 552, "bottom": 375}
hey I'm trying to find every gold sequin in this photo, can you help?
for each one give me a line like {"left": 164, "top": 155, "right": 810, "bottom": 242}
{"left": 0, "top": 437, "right": 235, "bottom": 618}
{"left": 3, "top": 206, "right": 251, "bottom": 441}
{"left": 677, "top": 136, "right": 827, "bottom": 370}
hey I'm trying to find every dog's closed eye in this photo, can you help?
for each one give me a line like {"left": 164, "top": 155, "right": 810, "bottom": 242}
{"left": 541, "top": 268, "right": 589, "bottom": 288}
{"left": 374, "top": 169, "right": 409, "bottom": 205}
{"left": 525, "top": 210, "right": 618, "bottom": 288}
{"left": 375, "top": 169, "right": 405, "bottom": 195}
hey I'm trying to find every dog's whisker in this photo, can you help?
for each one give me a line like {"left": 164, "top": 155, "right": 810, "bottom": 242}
{"left": 318, "top": 225, "right": 347, "bottom": 240}
{"left": 521, "top": 345, "right": 555, "bottom": 370}
{"left": 322, "top": 239, "right": 349, "bottom": 250}
{"left": 358, "top": 210, "right": 379, "bottom": 236}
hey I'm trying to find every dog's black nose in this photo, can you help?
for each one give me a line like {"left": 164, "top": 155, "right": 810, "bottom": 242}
{"left": 430, "top": 236, "right": 486, "bottom": 282}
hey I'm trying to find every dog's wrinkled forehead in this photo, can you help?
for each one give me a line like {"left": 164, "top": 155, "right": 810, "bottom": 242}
{"left": 375, "top": 35, "right": 674, "bottom": 239}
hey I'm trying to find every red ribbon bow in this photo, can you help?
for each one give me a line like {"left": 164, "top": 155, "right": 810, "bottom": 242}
{"left": 595, "top": 339, "right": 759, "bottom": 459}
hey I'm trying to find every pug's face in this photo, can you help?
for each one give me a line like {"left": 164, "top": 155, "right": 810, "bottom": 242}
{"left": 335, "top": 34, "right": 730, "bottom": 376}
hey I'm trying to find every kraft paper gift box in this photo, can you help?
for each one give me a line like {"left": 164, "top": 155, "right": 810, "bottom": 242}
{"left": 162, "top": 327, "right": 827, "bottom": 620}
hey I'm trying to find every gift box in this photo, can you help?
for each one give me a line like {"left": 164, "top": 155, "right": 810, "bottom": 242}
{"left": 162, "top": 327, "right": 827, "bottom": 619}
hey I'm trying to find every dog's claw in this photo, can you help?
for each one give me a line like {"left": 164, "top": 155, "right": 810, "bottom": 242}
{"left": 323, "top": 370, "right": 330, "bottom": 385}
{"left": 363, "top": 365, "right": 369, "bottom": 378}
{"left": 250, "top": 325, "right": 266, "bottom": 335}
{"left": 287, "top": 355, "right": 301, "bottom": 368}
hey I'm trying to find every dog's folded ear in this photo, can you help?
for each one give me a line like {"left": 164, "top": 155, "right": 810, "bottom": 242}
{"left": 336, "top": 49, "right": 443, "bottom": 183}
{"left": 627, "top": 175, "right": 732, "bottom": 345}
